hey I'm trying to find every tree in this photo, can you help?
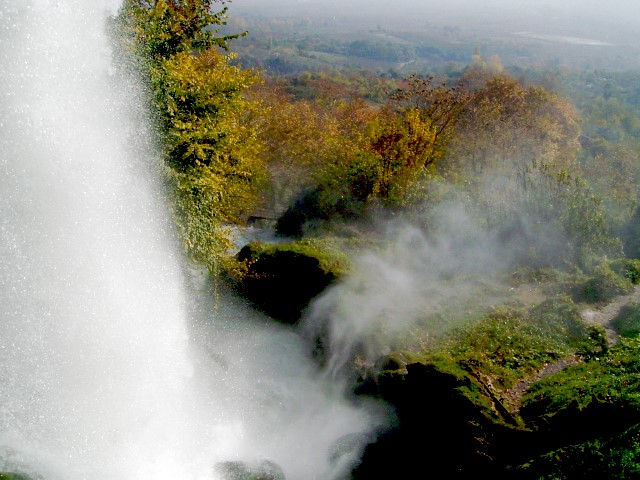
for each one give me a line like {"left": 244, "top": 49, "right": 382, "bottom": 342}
{"left": 250, "top": 79, "right": 374, "bottom": 211}
{"left": 337, "top": 75, "right": 468, "bottom": 205}
{"left": 117, "top": 0, "right": 239, "bottom": 62}
{"left": 115, "top": 0, "right": 264, "bottom": 269}
{"left": 390, "top": 75, "right": 469, "bottom": 168}
{"left": 350, "top": 106, "right": 438, "bottom": 203}
{"left": 446, "top": 74, "right": 580, "bottom": 178}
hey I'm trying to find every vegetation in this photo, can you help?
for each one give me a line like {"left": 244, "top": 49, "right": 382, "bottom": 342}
{"left": 109, "top": 4, "right": 640, "bottom": 479}
{"left": 115, "top": 0, "right": 265, "bottom": 270}
{"left": 412, "top": 296, "right": 601, "bottom": 394}
{"left": 517, "top": 339, "right": 640, "bottom": 478}
{"left": 609, "top": 258, "right": 640, "bottom": 284}
{"left": 613, "top": 303, "right": 640, "bottom": 338}
{"left": 577, "top": 264, "right": 634, "bottom": 304}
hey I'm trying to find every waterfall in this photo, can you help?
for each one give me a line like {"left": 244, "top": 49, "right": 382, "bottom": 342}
{"left": 0, "top": 2, "right": 380, "bottom": 479}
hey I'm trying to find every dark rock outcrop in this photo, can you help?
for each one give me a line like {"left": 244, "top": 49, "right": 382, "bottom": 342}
{"left": 353, "top": 363, "right": 530, "bottom": 479}
{"left": 236, "top": 242, "right": 341, "bottom": 323}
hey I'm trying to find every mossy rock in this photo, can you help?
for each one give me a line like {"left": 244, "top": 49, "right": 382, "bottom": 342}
{"left": 517, "top": 341, "right": 640, "bottom": 478}
{"left": 514, "top": 423, "right": 640, "bottom": 480}
{"left": 235, "top": 239, "right": 350, "bottom": 323}
{"left": 521, "top": 339, "right": 640, "bottom": 435}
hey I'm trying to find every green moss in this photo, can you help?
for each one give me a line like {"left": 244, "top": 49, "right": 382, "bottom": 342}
{"left": 238, "top": 238, "right": 352, "bottom": 277}
{"left": 522, "top": 338, "right": 640, "bottom": 423}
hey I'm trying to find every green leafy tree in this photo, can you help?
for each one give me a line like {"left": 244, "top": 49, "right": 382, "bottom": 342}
{"left": 117, "top": 0, "right": 238, "bottom": 61}
{"left": 115, "top": 1, "right": 264, "bottom": 269}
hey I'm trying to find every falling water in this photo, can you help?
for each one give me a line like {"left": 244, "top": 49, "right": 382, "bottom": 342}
{"left": 0, "top": 2, "right": 380, "bottom": 479}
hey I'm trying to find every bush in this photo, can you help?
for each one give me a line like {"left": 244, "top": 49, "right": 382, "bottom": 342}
{"left": 613, "top": 303, "right": 640, "bottom": 338}
{"left": 511, "top": 267, "right": 565, "bottom": 285}
{"left": 620, "top": 206, "right": 640, "bottom": 259}
{"left": 528, "top": 296, "right": 588, "bottom": 343}
{"left": 609, "top": 258, "right": 640, "bottom": 285}
{"left": 577, "top": 265, "right": 633, "bottom": 303}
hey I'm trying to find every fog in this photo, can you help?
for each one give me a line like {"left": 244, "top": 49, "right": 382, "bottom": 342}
{"left": 230, "top": 0, "right": 640, "bottom": 49}
{"left": 232, "top": 0, "right": 640, "bottom": 20}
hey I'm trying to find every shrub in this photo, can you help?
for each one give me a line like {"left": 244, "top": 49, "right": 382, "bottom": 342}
{"left": 528, "top": 296, "right": 588, "bottom": 343}
{"left": 577, "top": 265, "right": 633, "bottom": 303}
{"left": 511, "top": 267, "right": 565, "bottom": 285}
{"left": 609, "top": 258, "right": 640, "bottom": 285}
{"left": 613, "top": 303, "right": 640, "bottom": 338}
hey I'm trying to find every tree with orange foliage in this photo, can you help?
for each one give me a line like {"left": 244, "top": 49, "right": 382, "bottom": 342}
{"left": 447, "top": 74, "right": 580, "bottom": 178}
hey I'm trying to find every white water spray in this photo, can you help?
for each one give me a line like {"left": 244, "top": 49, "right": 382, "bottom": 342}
{"left": 0, "top": 2, "right": 380, "bottom": 479}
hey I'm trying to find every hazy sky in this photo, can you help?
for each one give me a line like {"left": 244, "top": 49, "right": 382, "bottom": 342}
{"left": 230, "top": 0, "right": 640, "bottom": 25}
{"left": 229, "top": 0, "right": 640, "bottom": 46}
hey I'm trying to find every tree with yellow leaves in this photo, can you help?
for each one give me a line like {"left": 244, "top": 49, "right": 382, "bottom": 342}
{"left": 115, "top": 0, "right": 265, "bottom": 269}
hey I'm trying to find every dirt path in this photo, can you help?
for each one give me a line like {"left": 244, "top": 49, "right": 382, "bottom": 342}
{"left": 501, "top": 286, "right": 640, "bottom": 414}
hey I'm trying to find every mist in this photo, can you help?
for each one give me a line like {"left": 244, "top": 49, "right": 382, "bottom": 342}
{"left": 229, "top": 0, "right": 640, "bottom": 65}
{"left": 302, "top": 163, "right": 592, "bottom": 382}
{"left": 232, "top": 0, "right": 640, "bottom": 22}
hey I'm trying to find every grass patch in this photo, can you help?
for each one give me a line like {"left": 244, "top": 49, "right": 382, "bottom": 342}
{"left": 521, "top": 338, "right": 640, "bottom": 423}
{"left": 423, "top": 297, "right": 593, "bottom": 390}
{"left": 518, "top": 339, "right": 640, "bottom": 478}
